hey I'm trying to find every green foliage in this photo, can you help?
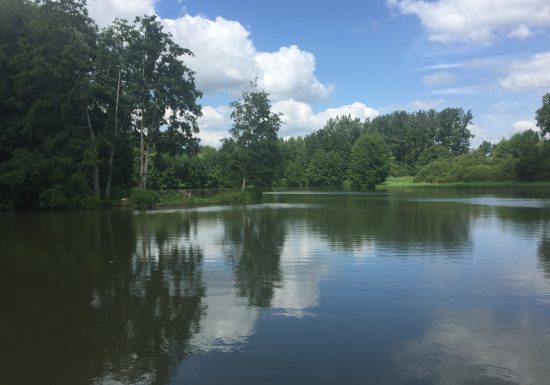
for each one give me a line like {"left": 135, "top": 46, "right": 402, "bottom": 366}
{"left": 494, "top": 130, "right": 542, "bottom": 181}
{"left": 389, "top": 162, "right": 415, "bottom": 177}
{"left": 307, "top": 150, "right": 346, "bottom": 186}
{"left": 304, "top": 115, "right": 363, "bottom": 163}
{"left": 369, "top": 108, "right": 473, "bottom": 167}
{"left": 417, "top": 144, "right": 452, "bottom": 167}
{"left": 415, "top": 152, "right": 514, "bottom": 183}
{"left": 536, "top": 93, "right": 550, "bottom": 137}
{"left": 0, "top": 1, "right": 202, "bottom": 209}
{"left": 130, "top": 189, "right": 159, "bottom": 209}
{"left": 348, "top": 131, "right": 391, "bottom": 188}
{"left": 222, "top": 81, "right": 283, "bottom": 189}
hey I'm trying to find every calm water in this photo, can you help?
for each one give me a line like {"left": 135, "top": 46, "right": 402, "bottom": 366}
{"left": 2, "top": 190, "right": 550, "bottom": 385}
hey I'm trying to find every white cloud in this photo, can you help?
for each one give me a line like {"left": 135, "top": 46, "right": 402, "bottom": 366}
{"left": 512, "top": 120, "right": 537, "bottom": 133}
{"left": 197, "top": 106, "right": 230, "bottom": 146}
{"left": 409, "top": 99, "right": 444, "bottom": 110}
{"left": 500, "top": 52, "right": 550, "bottom": 91}
{"left": 272, "top": 99, "right": 379, "bottom": 137}
{"left": 388, "top": 0, "right": 550, "bottom": 44}
{"left": 422, "top": 71, "right": 457, "bottom": 86}
{"left": 163, "top": 15, "right": 258, "bottom": 95}
{"left": 256, "top": 46, "right": 333, "bottom": 102}
{"left": 87, "top": 0, "right": 154, "bottom": 27}
{"left": 162, "top": 16, "right": 332, "bottom": 102}
{"left": 508, "top": 24, "right": 534, "bottom": 39}
{"left": 430, "top": 85, "right": 484, "bottom": 95}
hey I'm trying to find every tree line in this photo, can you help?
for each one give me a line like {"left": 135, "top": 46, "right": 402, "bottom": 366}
{"left": 2, "top": 0, "right": 550, "bottom": 209}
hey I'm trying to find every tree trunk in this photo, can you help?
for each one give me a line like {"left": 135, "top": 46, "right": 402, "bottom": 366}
{"left": 140, "top": 119, "right": 145, "bottom": 189}
{"left": 85, "top": 108, "right": 100, "bottom": 198}
{"left": 241, "top": 168, "right": 246, "bottom": 191}
{"left": 143, "top": 137, "right": 150, "bottom": 189}
{"left": 105, "top": 143, "right": 116, "bottom": 200}
{"left": 105, "top": 70, "right": 121, "bottom": 200}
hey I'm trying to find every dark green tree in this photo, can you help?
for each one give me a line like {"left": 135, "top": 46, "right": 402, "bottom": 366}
{"left": 307, "top": 150, "right": 346, "bottom": 186}
{"left": 348, "top": 131, "right": 391, "bottom": 188}
{"left": 436, "top": 108, "right": 473, "bottom": 155}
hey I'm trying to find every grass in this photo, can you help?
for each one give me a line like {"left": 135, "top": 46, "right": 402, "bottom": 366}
{"left": 152, "top": 189, "right": 259, "bottom": 208}
{"left": 377, "top": 176, "right": 550, "bottom": 190}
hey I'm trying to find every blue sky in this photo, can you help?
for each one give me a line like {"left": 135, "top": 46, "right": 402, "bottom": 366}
{"left": 88, "top": 0, "right": 550, "bottom": 146}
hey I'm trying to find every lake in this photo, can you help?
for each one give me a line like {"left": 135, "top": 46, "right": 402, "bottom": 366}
{"left": 2, "top": 189, "right": 550, "bottom": 385}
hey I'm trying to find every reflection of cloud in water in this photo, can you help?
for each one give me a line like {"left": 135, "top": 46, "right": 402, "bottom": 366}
{"left": 272, "top": 234, "right": 331, "bottom": 318}
{"left": 191, "top": 270, "right": 258, "bottom": 353}
{"left": 394, "top": 309, "right": 550, "bottom": 385}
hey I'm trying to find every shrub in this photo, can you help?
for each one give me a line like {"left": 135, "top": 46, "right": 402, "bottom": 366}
{"left": 130, "top": 189, "right": 159, "bottom": 209}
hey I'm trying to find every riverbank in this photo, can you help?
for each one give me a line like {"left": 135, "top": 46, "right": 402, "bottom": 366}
{"left": 377, "top": 176, "right": 550, "bottom": 190}
{"left": 129, "top": 189, "right": 260, "bottom": 209}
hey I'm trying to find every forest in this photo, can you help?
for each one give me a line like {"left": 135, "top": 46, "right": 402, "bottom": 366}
{"left": 2, "top": 0, "right": 550, "bottom": 209}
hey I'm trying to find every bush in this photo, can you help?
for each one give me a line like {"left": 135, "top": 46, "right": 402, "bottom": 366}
{"left": 130, "top": 189, "right": 159, "bottom": 209}
{"left": 415, "top": 152, "right": 514, "bottom": 183}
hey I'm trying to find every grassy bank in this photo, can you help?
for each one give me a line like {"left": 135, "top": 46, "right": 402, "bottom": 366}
{"left": 377, "top": 176, "right": 550, "bottom": 190}
{"left": 129, "top": 189, "right": 260, "bottom": 209}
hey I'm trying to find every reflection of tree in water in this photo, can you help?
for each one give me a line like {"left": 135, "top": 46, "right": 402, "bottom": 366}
{"left": 222, "top": 207, "right": 286, "bottom": 307}
{"left": 267, "top": 196, "right": 474, "bottom": 255}
{"left": 0, "top": 210, "right": 205, "bottom": 385}
{"left": 537, "top": 224, "right": 550, "bottom": 279}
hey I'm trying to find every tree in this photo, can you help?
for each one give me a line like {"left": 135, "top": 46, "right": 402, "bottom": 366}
{"left": 132, "top": 15, "right": 202, "bottom": 190}
{"left": 307, "top": 150, "right": 346, "bottom": 186}
{"left": 0, "top": 0, "right": 100, "bottom": 208}
{"left": 222, "top": 81, "right": 282, "bottom": 190}
{"left": 348, "top": 131, "right": 391, "bottom": 188}
{"left": 436, "top": 108, "right": 473, "bottom": 155}
{"left": 536, "top": 92, "right": 550, "bottom": 137}
{"left": 94, "top": 18, "right": 140, "bottom": 200}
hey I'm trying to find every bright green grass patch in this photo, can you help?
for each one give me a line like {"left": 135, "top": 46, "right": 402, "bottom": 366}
{"left": 377, "top": 176, "right": 550, "bottom": 190}
{"left": 153, "top": 189, "right": 259, "bottom": 208}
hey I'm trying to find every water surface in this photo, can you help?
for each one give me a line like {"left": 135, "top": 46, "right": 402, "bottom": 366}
{"left": 1, "top": 189, "right": 550, "bottom": 385}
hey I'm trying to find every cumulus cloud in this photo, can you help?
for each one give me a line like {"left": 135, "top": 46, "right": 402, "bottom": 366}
{"left": 197, "top": 106, "right": 231, "bottom": 146}
{"left": 387, "top": 0, "right": 550, "bottom": 44}
{"left": 162, "top": 16, "right": 258, "bottom": 95}
{"left": 162, "top": 16, "right": 332, "bottom": 102}
{"left": 513, "top": 120, "right": 537, "bottom": 133}
{"left": 500, "top": 52, "right": 550, "bottom": 91}
{"left": 422, "top": 71, "right": 457, "bottom": 86}
{"left": 256, "top": 46, "right": 333, "bottom": 102}
{"left": 87, "top": 0, "right": 154, "bottom": 27}
{"left": 273, "top": 99, "right": 379, "bottom": 137}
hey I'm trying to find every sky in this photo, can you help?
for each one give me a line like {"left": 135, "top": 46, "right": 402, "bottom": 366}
{"left": 87, "top": 0, "right": 550, "bottom": 147}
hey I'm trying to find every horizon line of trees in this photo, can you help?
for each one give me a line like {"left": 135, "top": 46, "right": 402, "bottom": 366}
{"left": 2, "top": 0, "right": 550, "bottom": 209}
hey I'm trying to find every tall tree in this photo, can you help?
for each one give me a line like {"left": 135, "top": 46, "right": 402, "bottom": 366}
{"left": 436, "top": 108, "right": 473, "bottom": 155}
{"left": 0, "top": 0, "right": 99, "bottom": 208}
{"left": 132, "top": 15, "right": 202, "bottom": 190}
{"left": 222, "top": 81, "right": 283, "bottom": 190}
{"left": 94, "top": 18, "right": 139, "bottom": 199}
